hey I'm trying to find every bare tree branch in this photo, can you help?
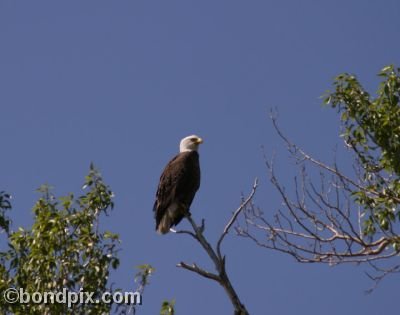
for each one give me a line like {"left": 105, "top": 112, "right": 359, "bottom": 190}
{"left": 217, "top": 179, "right": 258, "bottom": 260}
{"left": 236, "top": 114, "right": 400, "bottom": 290}
{"left": 365, "top": 262, "right": 400, "bottom": 294}
{"left": 270, "top": 112, "right": 400, "bottom": 204}
{"left": 177, "top": 262, "right": 220, "bottom": 283}
{"left": 176, "top": 181, "right": 258, "bottom": 315}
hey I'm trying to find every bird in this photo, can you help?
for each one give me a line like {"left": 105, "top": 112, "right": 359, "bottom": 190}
{"left": 153, "top": 135, "right": 203, "bottom": 234}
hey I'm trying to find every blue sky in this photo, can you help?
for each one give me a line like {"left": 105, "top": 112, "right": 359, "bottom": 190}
{"left": 1, "top": 1, "right": 399, "bottom": 314}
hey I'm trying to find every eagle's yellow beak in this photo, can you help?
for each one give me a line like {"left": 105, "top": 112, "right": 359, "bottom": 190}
{"left": 195, "top": 137, "right": 203, "bottom": 144}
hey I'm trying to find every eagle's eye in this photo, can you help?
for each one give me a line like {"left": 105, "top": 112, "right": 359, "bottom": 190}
{"left": 190, "top": 138, "right": 197, "bottom": 142}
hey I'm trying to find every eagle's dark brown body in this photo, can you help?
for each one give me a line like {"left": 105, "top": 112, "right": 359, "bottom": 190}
{"left": 153, "top": 150, "right": 200, "bottom": 234}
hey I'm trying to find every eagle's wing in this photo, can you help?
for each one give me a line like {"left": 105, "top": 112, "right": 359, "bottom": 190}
{"left": 153, "top": 152, "right": 200, "bottom": 232}
{"left": 153, "top": 154, "right": 181, "bottom": 223}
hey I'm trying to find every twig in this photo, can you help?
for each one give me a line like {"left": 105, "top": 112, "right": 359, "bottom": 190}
{"left": 177, "top": 262, "right": 220, "bottom": 282}
{"left": 217, "top": 179, "right": 258, "bottom": 260}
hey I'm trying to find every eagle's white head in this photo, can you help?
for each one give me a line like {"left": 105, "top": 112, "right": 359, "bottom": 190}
{"left": 179, "top": 135, "right": 203, "bottom": 152}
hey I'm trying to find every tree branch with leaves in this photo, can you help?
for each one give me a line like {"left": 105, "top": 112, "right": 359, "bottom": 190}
{"left": 0, "top": 165, "right": 151, "bottom": 314}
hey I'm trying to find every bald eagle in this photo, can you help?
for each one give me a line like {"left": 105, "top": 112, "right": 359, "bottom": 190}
{"left": 153, "top": 135, "right": 203, "bottom": 234}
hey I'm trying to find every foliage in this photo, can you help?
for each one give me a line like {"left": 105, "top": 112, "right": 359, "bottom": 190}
{"left": 160, "top": 299, "right": 175, "bottom": 315}
{"left": 0, "top": 191, "right": 12, "bottom": 234}
{"left": 134, "top": 264, "right": 155, "bottom": 294}
{"left": 0, "top": 165, "right": 131, "bottom": 314}
{"left": 326, "top": 65, "right": 400, "bottom": 238}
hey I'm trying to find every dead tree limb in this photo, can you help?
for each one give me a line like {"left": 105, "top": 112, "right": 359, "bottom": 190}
{"left": 236, "top": 114, "right": 400, "bottom": 291}
{"left": 176, "top": 179, "right": 258, "bottom": 315}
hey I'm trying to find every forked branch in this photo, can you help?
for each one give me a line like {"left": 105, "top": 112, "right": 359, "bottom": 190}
{"left": 236, "top": 114, "right": 400, "bottom": 291}
{"left": 176, "top": 179, "right": 258, "bottom": 315}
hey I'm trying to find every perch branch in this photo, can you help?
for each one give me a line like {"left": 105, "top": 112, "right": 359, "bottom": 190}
{"left": 175, "top": 181, "right": 258, "bottom": 315}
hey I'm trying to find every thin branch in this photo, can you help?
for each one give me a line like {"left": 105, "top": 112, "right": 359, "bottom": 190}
{"left": 365, "top": 262, "right": 400, "bottom": 294}
{"left": 177, "top": 262, "right": 220, "bottom": 282}
{"left": 172, "top": 228, "right": 197, "bottom": 239}
{"left": 270, "top": 112, "right": 400, "bottom": 203}
{"left": 217, "top": 179, "right": 258, "bottom": 260}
